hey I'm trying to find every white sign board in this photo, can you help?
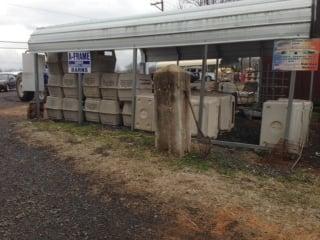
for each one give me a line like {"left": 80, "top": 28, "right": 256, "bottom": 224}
{"left": 272, "top": 39, "right": 320, "bottom": 71}
{"left": 68, "top": 51, "right": 91, "bottom": 73}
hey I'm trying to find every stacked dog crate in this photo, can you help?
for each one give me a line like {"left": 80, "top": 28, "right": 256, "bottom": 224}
{"left": 118, "top": 73, "right": 152, "bottom": 127}
{"left": 133, "top": 93, "right": 236, "bottom": 138}
{"left": 46, "top": 53, "right": 65, "bottom": 120}
{"left": 62, "top": 73, "right": 80, "bottom": 121}
{"left": 83, "top": 51, "right": 117, "bottom": 124}
{"left": 46, "top": 52, "right": 79, "bottom": 122}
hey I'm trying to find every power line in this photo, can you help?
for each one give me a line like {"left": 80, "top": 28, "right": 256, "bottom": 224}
{"left": 8, "top": 3, "right": 96, "bottom": 20}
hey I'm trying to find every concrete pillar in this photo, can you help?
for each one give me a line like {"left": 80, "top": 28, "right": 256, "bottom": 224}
{"left": 154, "top": 65, "right": 191, "bottom": 157}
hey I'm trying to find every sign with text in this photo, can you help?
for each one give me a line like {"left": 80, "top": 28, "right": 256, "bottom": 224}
{"left": 68, "top": 51, "right": 91, "bottom": 73}
{"left": 272, "top": 39, "right": 320, "bottom": 71}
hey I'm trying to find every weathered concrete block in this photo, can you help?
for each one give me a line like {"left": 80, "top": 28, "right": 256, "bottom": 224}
{"left": 154, "top": 65, "right": 191, "bottom": 157}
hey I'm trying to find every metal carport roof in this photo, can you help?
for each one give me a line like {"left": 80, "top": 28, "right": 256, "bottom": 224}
{"left": 28, "top": 0, "right": 313, "bottom": 57}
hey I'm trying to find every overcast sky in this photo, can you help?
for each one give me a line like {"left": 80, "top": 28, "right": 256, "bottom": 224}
{"left": 0, "top": 0, "right": 183, "bottom": 71}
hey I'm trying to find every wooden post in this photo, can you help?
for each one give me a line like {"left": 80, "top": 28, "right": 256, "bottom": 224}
{"left": 154, "top": 65, "right": 191, "bottom": 157}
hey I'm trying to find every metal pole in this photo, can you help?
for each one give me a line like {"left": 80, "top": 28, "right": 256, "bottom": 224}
{"left": 34, "top": 53, "right": 40, "bottom": 118}
{"left": 309, "top": 71, "right": 315, "bottom": 100}
{"left": 78, "top": 73, "right": 84, "bottom": 124}
{"left": 284, "top": 71, "right": 296, "bottom": 141}
{"left": 131, "top": 48, "right": 138, "bottom": 131}
{"left": 215, "top": 57, "right": 219, "bottom": 81}
{"left": 198, "top": 44, "right": 208, "bottom": 137}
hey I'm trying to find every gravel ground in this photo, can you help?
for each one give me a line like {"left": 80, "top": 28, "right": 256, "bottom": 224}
{"left": 0, "top": 91, "right": 166, "bottom": 240}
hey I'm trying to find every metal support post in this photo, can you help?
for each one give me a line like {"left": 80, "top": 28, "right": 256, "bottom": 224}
{"left": 78, "top": 73, "right": 84, "bottom": 124}
{"left": 198, "top": 44, "right": 208, "bottom": 137}
{"left": 284, "top": 71, "right": 296, "bottom": 142}
{"left": 309, "top": 71, "right": 315, "bottom": 100}
{"left": 131, "top": 48, "right": 138, "bottom": 131}
{"left": 176, "top": 47, "right": 181, "bottom": 66}
{"left": 215, "top": 57, "right": 219, "bottom": 81}
{"left": 34, "top": 53, "right": 40, "bottom": 118}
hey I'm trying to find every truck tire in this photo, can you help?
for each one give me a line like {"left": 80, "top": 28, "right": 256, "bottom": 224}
{"left": 16, "top": 74, "right": 34, "bottom": 102}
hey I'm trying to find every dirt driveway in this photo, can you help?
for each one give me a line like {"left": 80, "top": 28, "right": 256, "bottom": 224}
{"left": 0, "top": 91, "right": 168, "bottom": 239}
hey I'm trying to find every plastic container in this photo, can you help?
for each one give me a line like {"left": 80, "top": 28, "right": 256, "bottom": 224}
{"left": 84, "top": 98, "right": 101, "bottom": 123}
{"left": 99, "top": 100, "right": 121, "bottom": 126}
{"left": 48, "top": 86, "right": 64, "bottom": 98}
{"left": 62, "top": 98, "right": 80, "bottom": 122}
{"left": 83, "top": 73, "right": 101, "bottom": 98}
{"left": 122, "top": 102, "right": 132, "bottom": 127}
{"left": 48, "top": 74, "right": 63, "bottom": 97}
{"left": 259, "top": 100, "right": 313, "bottom": 154}
{"left": 100, "top": 73, "right": 119, "bottom": 100}
{"left": 118, "top": 74, "right": 152, "bottom": 101}
{"left": 46, "top": 96, "right": 63, "bottom": 120}
{"left": 47, "top": 53, "right": 67, "bottom": 74}
{"left": 189, "top": 96, "right": 220, "bottom": 138}
{"left": 216, "top": 94, "right": 235, "bottom": 131}
{"left": 277, "top": 98, "right": 313, "bottom": 146}
{"left": 63, "top": 74, "right": 79, "bottom": 98}
{"left": 135, "top": 94, "right": 155, "bottom": 132}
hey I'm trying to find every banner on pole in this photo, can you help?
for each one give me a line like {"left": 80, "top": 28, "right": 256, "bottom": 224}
{"left": 272, "top": 39, "right": 320, "bottom": 71}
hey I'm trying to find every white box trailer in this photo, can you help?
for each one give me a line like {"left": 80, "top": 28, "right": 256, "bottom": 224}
{"left": 16, "top": 53, "right": 46, "bottom": 101}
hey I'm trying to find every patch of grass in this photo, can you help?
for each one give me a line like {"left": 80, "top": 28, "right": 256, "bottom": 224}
{"left": 34, "top": 120, "right": 155, "bottom": 160}
{"left": 110, "top": 130, "right": 154, "bottom": 148}
{"left": 33, "top": 121, "right": 319, "bottom": 186}
{"left": 176, "top": 152, "right": 212, "bottom": 172}
{"left": 35, "top": 121, "right": 101, "bottom": 137}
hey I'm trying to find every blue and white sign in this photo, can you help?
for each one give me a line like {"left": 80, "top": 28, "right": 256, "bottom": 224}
{"left": 68, "top": 51, "right": 91, "bottom": 73}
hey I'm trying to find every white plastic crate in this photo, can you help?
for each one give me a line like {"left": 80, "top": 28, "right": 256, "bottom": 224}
{"left": 46, "top": 96, "right": 63, "bottom": 120}
{"left": 99, "top": 100, "right": 121, "bottom": 126}
{"left": 48, "top": 74, "right": 63, "bottom": 86}
{"left": 48, "top": 86, "right": 64, "bottom": 98}
{"left": 100, "top": 73, "right": 119, "bottom": 100}
{"left": 189, "top": 96, "right": 220, "bottom": 138}
{"left": 135, "top": 94, "right": 155, "bottom": 132}
{"left": 84, "top": 98, "right": 101, "bottom": 123}
{"left": 122, "top": 102, "right": 132, "bottom": 127}
{"left": 216, "top": 94, "right": 235, "bottom": 131}
{"left": 63, "top": 74, "right": 79, "bottom": 98}
{"left": 83, "top": 73, "right": 101, "bottom": 98}
{"left": 260, "top": 99, "right": 313, "bottom": 153}
{"left": 118, "top": 74, "right": 152, "bottom": 101}
{"left": 48, "top": 74, "right": 63, "bottom": 97}
{"left": 62, "top": 98, "right": 80, "bottom": 122}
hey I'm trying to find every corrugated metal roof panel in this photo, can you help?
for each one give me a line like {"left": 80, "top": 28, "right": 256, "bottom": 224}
{"left": 28, "top": 0, "right": 313, "bottom": 52}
